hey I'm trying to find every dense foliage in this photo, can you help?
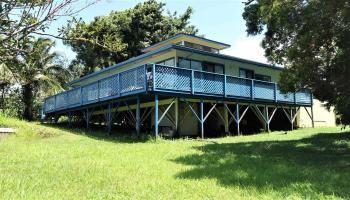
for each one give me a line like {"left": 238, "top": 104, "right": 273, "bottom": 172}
{"left": 2, "top": 38, "right": 70, "bottom": 120}
{"left": 0, "top": 0, "right": 94, "bottom": 64}
{"left": 60, "top": 0, "right": 198, "bottom": 76}
{"left": 242, "top": 0, "right": 350, "bottom": 124}
{"left": 0, "top": 0, "right": 95, "bottom": 120}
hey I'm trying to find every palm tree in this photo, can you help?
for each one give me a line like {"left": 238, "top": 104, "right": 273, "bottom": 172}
{"left": 0, "top": 63, "right": 15, "bottom": 111}
{"left": 6, "top": 37, "right": 70, "bottom": 120}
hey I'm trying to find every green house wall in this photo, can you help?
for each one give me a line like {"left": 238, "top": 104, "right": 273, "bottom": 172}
{"left": 175, "top": 50, "right": 282, "bottom": 82}
{"left": 71, "top": 47, "right": 283, "bottom": 90}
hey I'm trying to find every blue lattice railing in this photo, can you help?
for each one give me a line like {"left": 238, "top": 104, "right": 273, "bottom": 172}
{"left": 152, "top": 64, "right": 312, "bottom": 105}
{"left": 44, "top": 65, "right": 147, "bottom": 113}
{"left": 44, "top": 64, "right": 312, "bottom": 114}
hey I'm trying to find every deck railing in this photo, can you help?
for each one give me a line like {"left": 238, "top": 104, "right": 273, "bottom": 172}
{"left": 152, "top": 65, "right": 312, "bottom": 104}
{"left": 44, "top": 64, "right": 312, "bottom": 114}
{"left": 44, "top": 65, "right": 147, "bottom": 113}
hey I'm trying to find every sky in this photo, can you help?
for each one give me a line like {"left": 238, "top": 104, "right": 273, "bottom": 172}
{"left": 48, "top": 0, "right": 268, "bottom": 64}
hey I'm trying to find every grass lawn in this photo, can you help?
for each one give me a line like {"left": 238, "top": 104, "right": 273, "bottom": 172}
{"left": 0, "top": 116, "right": 349, "bottom": 199}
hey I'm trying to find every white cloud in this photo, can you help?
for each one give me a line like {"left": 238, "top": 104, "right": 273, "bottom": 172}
{"left": 50, "top": 39, "right": 77, "bottom": 62}
{"left": 221, "top": 36, "right": 268, "bottom": 64}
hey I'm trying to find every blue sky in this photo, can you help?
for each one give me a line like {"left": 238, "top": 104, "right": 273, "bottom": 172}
{"left": 49, "top": 0, "right": 267, "bottom": 63}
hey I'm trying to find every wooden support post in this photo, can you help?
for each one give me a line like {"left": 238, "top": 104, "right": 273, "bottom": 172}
{"left": 200, "top": 99, "right": 204, "bottom": 139}
{"left": 175, "top": 98, "right": 179, "bottom": 134}
{"left": 251, "top": 105, "right": 269, "bottom": 132}
{"left": 251, "top": 105, "right": 277, "bottom": 133}
{"left": 311, "top": 105, "right": 315, "bottom": 128}
{"left": 182, "top": 98, "right": 215, "bottom": 139}
{"left": 85, "top": 108, "right": 89, "bottom": 129}
{"left": 267, "top": 106, "right": 278, "bottom": 133}
{"left": 263, "top": 106, "right": 268, "bottom": 132}
{"left": 54, "top": 115, "right": 59, "bottom": 124}
{"left": 68, "top": 112, "right": 72, "bottom": 126}
{"left": 107, "top": 103, "right": 112, "bottom": 135}
{"left": 282, "top": 107, "right": 300, "bottom": 131}
{"left": 290, "top": 107, "right": 294, "bottom": 130}
{"left": 225, "top": 103, "right": 249, "bottom": 136}
{"left": 224, "top": 104, "right": 229, "bottom": 134}
{"left": 265, "top": 106, "right": 270, "bottom": 132}
{"left": 303, "top": 106, "right": 314, "bottom": 128}
{"left": 136, "top": 97, "right": 140, "bottom": 135}
{"left": 236, "top": 104, "right": 240, "bottom": 135}
{"left": 191, "top": 71, "right": 195, "bottom": 94}
{"left": 158, "top": 99, "right": 176, "bottom": 125}
{"left": 154, "top": 95, "right": 159, "bottom": 137}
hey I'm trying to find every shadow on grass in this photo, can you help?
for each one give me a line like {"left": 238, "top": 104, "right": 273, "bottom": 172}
{"left": 41, "top": 123, "right": 155, "bottom": 144}
{"left": 172, "top": 131, "right": 350, "bottom": 198}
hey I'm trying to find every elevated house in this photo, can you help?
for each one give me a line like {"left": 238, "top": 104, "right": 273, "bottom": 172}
{"left": 43, "top": 33, "right": 326, "bottom": 137}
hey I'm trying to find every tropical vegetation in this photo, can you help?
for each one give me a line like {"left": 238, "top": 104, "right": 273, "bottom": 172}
{"left": 60, "top": 0, "right": 198, "bottom": 76}
{"left": 5, "top": 38, "right": 70, "bottom": 120}
{"left": 242, "top": 0, "right": 350, "bottom": 124}
{"left": 0, "top": 0, "right": 197, "bottom": 120}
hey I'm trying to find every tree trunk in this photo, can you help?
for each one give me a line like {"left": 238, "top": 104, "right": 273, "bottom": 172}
{"left": 22, "top": 83, "right": 34, "bottom": 121}
{"left": 0, "top": 84, "right": 5, "bottom": 111}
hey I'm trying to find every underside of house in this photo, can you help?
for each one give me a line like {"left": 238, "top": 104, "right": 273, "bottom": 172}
{"left": 42, "top": 34, "right": 319, "bottom": 138}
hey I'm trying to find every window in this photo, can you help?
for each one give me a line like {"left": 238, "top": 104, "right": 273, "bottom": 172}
{"left": 203, "top": 62, "right": 215, "bottom": 73}
{"left": 191, "top": 60, "right": 202, "bottom": 71}
{"left": 215, "top": 64, "right": 224, "bottom": 74}
{"left": 183, "top": 41, "right": 220, "bottom": 53}
{"left": 202, "top": 62, "right": 224, "bottom": 74}
{"left": 255, "top": 74, "right": 271, "bottom": 82}
{"left": 157, "top": 58, "right": 175, "bottom": 67}
{"left": 239, "top": 68, "right": 272, "bottom": 82}
{"left": 178, "top": 58, "right": 191, "bottom": 69}
{"left": 178, "top": 57, "right": 224, "bottom": 74}
{"left": 164, "top": 58, "right": 175, "bottom": 66}
{"left": 239, "top": 68, "right": 254, "bottom": 79}
{"left": 211, "top": 48, "right": 219, "bottom": 53}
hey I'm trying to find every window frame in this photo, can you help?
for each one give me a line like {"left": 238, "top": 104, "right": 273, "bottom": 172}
{"left": 183, "top": 41, "right": 220, "bottom": 53}
{"left": 156, "top": 57, "right": 175, "bottom": 67}
{"left": 178, "top": 58, "right": 191, "bottom": 69}
{"left": 177, "top": 57, "right": 225, "bottom": 74}
{"left": 239, "top": 68, "right": 272, "bottom": 82}
{"left": 255, "top": 73, "right": 272, "bottom": 82}
{"left": 239, "top": 68, "right": 255, "bottom": 79}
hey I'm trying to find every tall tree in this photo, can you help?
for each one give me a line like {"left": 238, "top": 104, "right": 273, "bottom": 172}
{"left": 60, "top": 0, "right": 198, "bottom": 76}
{"left": 242, "top": 0, "right": 350, "bottom": 124}
{"left": 5, "top": 38, "right": 70, "bottom": 120}
{"left": 0, "top": 63, "right": 14, "bottom": 111}
{"left": 0, "top": 0, "right": 96, "bottom": 64}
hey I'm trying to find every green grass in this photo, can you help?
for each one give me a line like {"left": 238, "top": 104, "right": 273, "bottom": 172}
{"left": 0, "top": 116, "right": 350, "bottom": 199}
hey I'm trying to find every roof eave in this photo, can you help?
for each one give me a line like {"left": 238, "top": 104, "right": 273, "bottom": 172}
{"left": 141, "top": 33, "right": 231, "bottom": 53}
{"left": 172, "top": 45, "right": 283, "bottom": 70}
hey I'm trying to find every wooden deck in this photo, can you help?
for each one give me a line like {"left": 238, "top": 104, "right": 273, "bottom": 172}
{"left": 43, "top": 64, "right": 312, "bottom": 115}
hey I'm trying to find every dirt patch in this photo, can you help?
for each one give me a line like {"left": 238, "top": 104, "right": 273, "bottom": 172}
{"left": 0, "top": 128, "right": 15, "bottom": 140}
{"left": 0, "top": 133, "right": 10, "bottom": 140}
